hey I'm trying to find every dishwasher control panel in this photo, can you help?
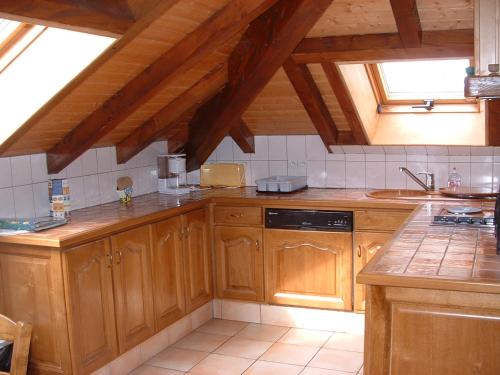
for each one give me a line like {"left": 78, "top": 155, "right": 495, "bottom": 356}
{"left": 265, "top": 208, "right": 353, "bottom": 232}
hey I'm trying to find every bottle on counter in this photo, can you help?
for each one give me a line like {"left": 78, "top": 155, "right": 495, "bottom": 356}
{"left": 447, "top": 167, "right": 462, "bottom": 188}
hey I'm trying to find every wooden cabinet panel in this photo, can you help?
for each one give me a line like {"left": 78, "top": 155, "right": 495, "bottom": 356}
{"left": 111, "top": 226, "right": 155, "bottom": 353}
{"left": 265, "top": 229, "right": 352, "bottom": 310}
{"left": 151, "top": 217, "right": 186, "bottom": 330}
{"left": 354, "top": 231, "right": 392, "bottom": 311}
{"left": 355, "top": 210, "right": 410, "bottom": 231}
{"left": 0, "top": 246, "right": 72, "bottom": 375}
{"left": 183, "top": 209, "right": 212, "bottom": 312}
{"left": 214, "top": 206, "right": 262, "bottom": 226}
{"left": 64, "top": 240, "right": 118, "bottom": 375}
{"left": 214, "top": 226, "right": 264, "bottom": 302}
{"left": 390, "top": 303, "right": 500, "bottom": 375}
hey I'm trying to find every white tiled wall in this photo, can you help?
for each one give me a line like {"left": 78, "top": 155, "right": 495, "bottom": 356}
{"left": 192, "top": 135, "right": 500, "bottom": 190}
{"left": 0, "top": 141, "right": 166, "bottom": 218}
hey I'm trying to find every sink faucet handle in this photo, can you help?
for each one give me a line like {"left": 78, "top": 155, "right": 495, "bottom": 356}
{"left": 417, "top": 172, "right": 435, "bottom": 190}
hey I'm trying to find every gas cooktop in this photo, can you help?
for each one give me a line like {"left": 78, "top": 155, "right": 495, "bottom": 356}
{"left": 432, "top": 207, "right": 495, "bottom": 228}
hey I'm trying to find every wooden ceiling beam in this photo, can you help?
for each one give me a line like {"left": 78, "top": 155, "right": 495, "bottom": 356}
{"left": 0, "top": 0, "right": 135, "bottom": 37}
{"left": 115, "top": 64, "right": 227, "bottom": 164}
{"left": 389, "top": 0, "right": 422, "bottom": 47}
{"left": 45, "top": 0, "right": 279, "bottom": 174}
{"left": 292, "top": 29, "right": 474, "bottom": 64}
{"left": 230, "top": 120, "right": 255, "bottom": 153}
{"left": 185, "top": 0, "right": 334, "bottom": 171}
{"left": 283, "top": 58, "right": 337, "bottom": 150}
{"left": 321, "top": 62, "right": 368, "bottom": 145}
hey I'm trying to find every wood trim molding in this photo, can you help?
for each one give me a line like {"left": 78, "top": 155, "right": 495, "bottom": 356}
{"left": 292, "top": 29, "right": 474, "bottom": 64}
{"left": 45, "top": 0, "right": 279, "bottom": 174}
{"left": 283, "top": 58, "right": 338, "bottom": 150}
{"left": 185, "top": 0, "right": 334, "bottom": 171}
{"left": 230, "top": 120, "right": 255, "bottom": 153}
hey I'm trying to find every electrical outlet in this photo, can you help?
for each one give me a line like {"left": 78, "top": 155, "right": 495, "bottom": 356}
{"left": 288, "top": 160, "right": 307, "bottom": 176}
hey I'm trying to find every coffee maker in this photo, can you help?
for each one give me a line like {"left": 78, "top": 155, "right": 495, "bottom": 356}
{"left": 157, "top": 154, "right": 191, "bottom": 195}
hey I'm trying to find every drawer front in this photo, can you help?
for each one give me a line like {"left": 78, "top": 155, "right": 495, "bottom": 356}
{"left": 214, "top": 206, "right": 262, "bottom": 225}
{"left": 355, "top": 210, "right": 410, "bottom": 231}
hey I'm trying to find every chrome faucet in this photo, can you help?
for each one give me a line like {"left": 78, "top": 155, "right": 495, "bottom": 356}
{"left": 399, "top": 167, "right": 435, "bottom": 191}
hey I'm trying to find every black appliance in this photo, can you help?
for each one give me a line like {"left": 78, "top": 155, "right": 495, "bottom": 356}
{"left": 265, "top": 208, "right": 353, "bottom": 232}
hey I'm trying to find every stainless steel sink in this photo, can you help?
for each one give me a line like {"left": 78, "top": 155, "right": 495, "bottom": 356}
{"left": 366, "top": 189, "right": 448, "bottom": 200}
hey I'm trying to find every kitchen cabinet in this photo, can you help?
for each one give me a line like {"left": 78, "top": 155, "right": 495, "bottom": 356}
{"left": 353, "top": 231, "right": 392, "bottom": 311}
{"left": 183, "top": 208, "right": 213, "bottom": 312}
{"left": 264, "top": 229, "right": 352, "bottom": 310}
{"left": 110, "top": 226, "right": 155, "bottom": 353}
{"left": 151, "top": 217, "right": 186, "bottom": 331}
{"left": 214, "top": 226, "right": 264, "bottom": 302}
{"left": 64, "top": 240, "right": 118, "bottom": 375}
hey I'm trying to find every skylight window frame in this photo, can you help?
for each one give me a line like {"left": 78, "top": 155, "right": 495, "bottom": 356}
{"left": 366, "top": 59, "right": 478, "bottom": 110}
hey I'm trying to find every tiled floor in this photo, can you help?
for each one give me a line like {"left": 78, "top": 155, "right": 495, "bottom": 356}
{"left": 129, "top": 319, "right": 364, "bottom": 375}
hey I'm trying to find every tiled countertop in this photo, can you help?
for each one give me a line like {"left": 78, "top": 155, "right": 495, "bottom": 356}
{"left": 1, "top": 187, "right": 499, "bottom": 293}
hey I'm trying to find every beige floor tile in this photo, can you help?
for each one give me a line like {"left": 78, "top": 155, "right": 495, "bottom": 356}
{"left": 215, "top": 337, "right": 273, "bottom": 359}
{"left": 243, "top": 360, "right": 303, "bottom": 375}
{"left": 324, "top": 333, "right": 364, "bottom": 353}
{"left": 189, "top": 353, "right": 254, "bottom": 375}
{"left": 147, "top": 347, "right": 208, "bottom": 372}
{"left": 129, "top": 365, "right": 184, "bottom": 375}
{"left": 197, "top": 319, "right": 249, "bottom": 336}
{"left": 173, "top": 332, "right": 230, "bottom": 352}
{"left": 259, "top": 342, "right": 319, "bottom": 366}
{"left": 309, "top": 349, "right": 363, "bottom": 373}
{"left": 302, "top": 367, "right": 355, "bottom": 375}
{"left": 236, "top": 323, "right": 289, "bottom": 342}
{"left": 278, "top": 328, "right": 331, "bottom": 347}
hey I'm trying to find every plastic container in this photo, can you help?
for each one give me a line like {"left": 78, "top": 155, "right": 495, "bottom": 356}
{"left": 447, "top": 167, "right": 462, "bottom": 188}
{"left": 255, "top": 176, "right": 307, "bottom": 193}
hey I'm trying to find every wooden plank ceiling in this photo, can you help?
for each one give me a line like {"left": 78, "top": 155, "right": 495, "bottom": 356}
{"left": 0, "top": 0, "right": 474, "bottom": 172}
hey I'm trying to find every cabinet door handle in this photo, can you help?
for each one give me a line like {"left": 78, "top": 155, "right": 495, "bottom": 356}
{"left": 255, "top": 240, "right": 260, "bottom": 251}
{"left": 357, "top": 245, "right": 362, "bottom": 258}
{"left": 368, "top": 245, "right": 382, "bottom": 255}
{"left": 115, "top": 250, "right": 123, "bottom": 265}
{"left": 106, "top": 253, "right": 113, "bottom": 268}
{"left": 230, "top": 213, "right": 243, "bottom": 218}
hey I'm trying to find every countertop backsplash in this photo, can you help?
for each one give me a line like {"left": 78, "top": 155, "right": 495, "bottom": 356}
{"left": 188, "top": 135, "right": 500, "bottom": 192}
{"left": 0, "top": 141, "right": 166, "bottom": 218}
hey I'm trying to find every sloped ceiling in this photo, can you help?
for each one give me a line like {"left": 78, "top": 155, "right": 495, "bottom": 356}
{"left": 0, "top": 0, "right": 474, "bottom": 171}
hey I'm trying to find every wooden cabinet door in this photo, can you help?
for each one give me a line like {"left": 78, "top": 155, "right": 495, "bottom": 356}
{"left": 151, "top": 217, "right": 186, "bottom": 331}
{"left": 214, "top": 226, "right": 264, "bottom": 302}
{"left": 353, "top": 231, "right": 392, "bottom": 311}
{"left": 64, "top": 239, "right": 118, "bottom": 375}
{"left": 0, "top": 245, "right": 72, "bottom": 375}
{"left": 183, "top": 209, "right": 212, "bottom": 312}
{"left": 264, "top": 229, "right": 352, "bottom": 310}
{"left": 111, "top": 226, "right": 155, "bottom": 353}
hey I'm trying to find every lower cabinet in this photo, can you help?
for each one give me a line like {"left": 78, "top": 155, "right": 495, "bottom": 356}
{"left": 265, "top": 229, "right": 353, "bottom": 310}
{"left": 64, "top": 240, "right": 118, "bottom": 375}
{"left": 183, "top": 208, "right": 213, "bottom": 312}
{"left": 214, "top": 226, "right": 264, "bottom": 302}
{"left": 353, "top": 231, "right": 392, "bottom": 311}
{"left": 151, "top": 217, "right": 186, "bottom": 330}
{"left": 110, "top": 226, "right": 155, "bottom": 352}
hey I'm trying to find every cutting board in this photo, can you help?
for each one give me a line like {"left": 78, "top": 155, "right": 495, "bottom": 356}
{"left": 439, "top": 187, "right": 498, "bottom": 199}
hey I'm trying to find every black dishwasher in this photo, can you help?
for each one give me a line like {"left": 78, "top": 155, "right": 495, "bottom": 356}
{"left": 265, "top": 208, "right": 353, "bottom": 232}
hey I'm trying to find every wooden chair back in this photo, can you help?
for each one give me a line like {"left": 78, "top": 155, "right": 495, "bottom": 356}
{"left": 0, "top": 314, "right": 32, "bottom": 375}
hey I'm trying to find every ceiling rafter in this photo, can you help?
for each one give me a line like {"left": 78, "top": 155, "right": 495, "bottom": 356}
{"left": 115, "top": 63, "right": 228, "bottom": 164}
{"left": 45, "top": 0, "right": 279, "bottom": 174}
{"left": 321, "top": 62, "right": 368, "bottom": 145}
{"left": 184, "top": 0, "right": 334, "bottom": 171}
{"left": 0, "top": 0, "right": 135, "bottom": 37}
{"left": 0, "top": 0, "right": 182, "bottom": 157}
{"left": 283, "top": 58, "right": 337, "bottom": 151}
{"left": 230, "top": 120, "right": 255, "bottom": 153}
{"left": 389, "top": 0, "right": 422, "bottom": 47}
{"left": 292, "top": 29, "right": 474, "bottom": 64}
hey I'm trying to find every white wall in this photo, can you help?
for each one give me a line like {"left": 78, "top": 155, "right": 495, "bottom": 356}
{"left": 0, "top": 141, "right": 166, "bottom": 218}
{"left": 190, "top": 135, "right": 500, "bottom": 191}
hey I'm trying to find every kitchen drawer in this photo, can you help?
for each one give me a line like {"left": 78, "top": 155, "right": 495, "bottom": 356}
{"left": 355, "top": 210, "right": 411, "bottom": 232}
{"left": 214, "top": 206, "right": 262, "bottom": 225}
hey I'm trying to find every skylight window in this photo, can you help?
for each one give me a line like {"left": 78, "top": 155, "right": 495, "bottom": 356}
{"left": 374, "top": 59, "right": 471, "bottom": 103}
{"left": 0, "top": 19, "right": 115, "bottom": 145}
